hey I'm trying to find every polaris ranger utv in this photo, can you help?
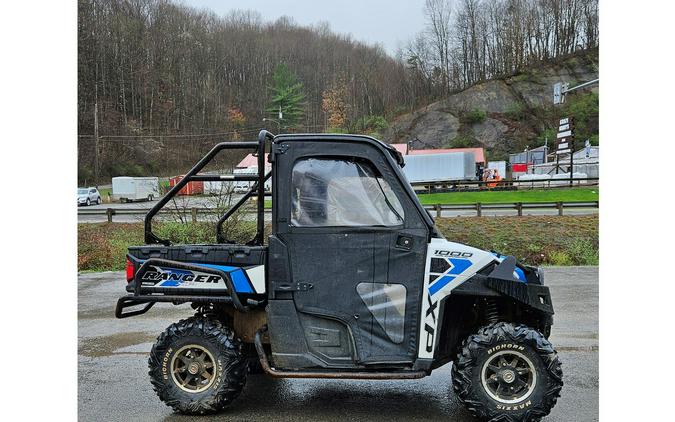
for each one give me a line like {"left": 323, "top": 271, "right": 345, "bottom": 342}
{"left": 116, "top": 130, "right": 563, "bottom": 421}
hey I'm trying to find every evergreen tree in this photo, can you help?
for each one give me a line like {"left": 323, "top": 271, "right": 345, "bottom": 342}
{"left": 266, "top": 63, "right": 306, "bottom": 129}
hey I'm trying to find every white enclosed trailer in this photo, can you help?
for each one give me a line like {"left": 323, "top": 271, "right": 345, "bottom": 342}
{"left": 401, "top": 152, "right": 476, "bottom": 184}
{"left": 112, "top": 176, "right": 160, "bottom": 202}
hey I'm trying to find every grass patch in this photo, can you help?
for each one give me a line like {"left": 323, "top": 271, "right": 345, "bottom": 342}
{"left": 78, "top": 215, "right": 598, "bottom": 272}
{"left": 417, "top": 188, "right": 598, "bottom": 205}
{"left": 434, "top": 215, "right": 598, "bottom": 266}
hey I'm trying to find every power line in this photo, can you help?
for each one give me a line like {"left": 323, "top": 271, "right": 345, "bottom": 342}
{"left": 78, "top": 124, "right": 327, "bottom": 140}
{"left": 100, "top": 128, "right": 262, "bottom": 139}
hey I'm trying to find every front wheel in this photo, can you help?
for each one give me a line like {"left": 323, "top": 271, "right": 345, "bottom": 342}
{"left": 452, "top": 322, "right": 563, "bottom": 421}
{"left": 148, "top": 317, "right": 247, "bottom": 415}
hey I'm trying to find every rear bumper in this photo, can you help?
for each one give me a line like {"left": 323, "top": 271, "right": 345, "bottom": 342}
{"left": 115, "top": 294, "right": 236, "bottom": 318}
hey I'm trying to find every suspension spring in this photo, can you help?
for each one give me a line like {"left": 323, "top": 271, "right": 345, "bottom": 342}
{"left": 485, "top": 299, "right": 500, "bottom": 324}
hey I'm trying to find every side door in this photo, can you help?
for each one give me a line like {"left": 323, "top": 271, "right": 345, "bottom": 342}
{"left": 272, "top": 139, "right": 429, "bottom": 367}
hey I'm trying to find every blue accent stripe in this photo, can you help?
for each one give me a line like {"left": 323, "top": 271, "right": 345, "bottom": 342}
{"left": 513, "top": 267, "right": 526, "bottom": 282}
{"left": 447, "top": 258, "right": 472, "bottom": 275}
{"left": 428, "top": 258, "right": 473, "bottom": 296}
{"left": 229, "top": 269, "right": 253, "bottom": 293}
{"left": 192, "top": 263, "right": 239, "bottom": 273}
{"left": 429, "top": 275, "right": 455, "bottom": 295}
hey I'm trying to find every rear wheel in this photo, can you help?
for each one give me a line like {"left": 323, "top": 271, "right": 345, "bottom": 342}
{"left": 148, "top": 317, "right": 247, "bottom": 414}
{"left": 451, "top": 322, "right": 563, "bottom": 421}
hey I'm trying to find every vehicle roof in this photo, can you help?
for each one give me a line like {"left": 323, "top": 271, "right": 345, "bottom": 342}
{"left": 273, "top": 133, "right": 405, "bottom": 166}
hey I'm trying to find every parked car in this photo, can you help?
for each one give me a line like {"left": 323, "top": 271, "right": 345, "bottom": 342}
{"left": 77, "top": 187, "right": 101, "bottom": 206}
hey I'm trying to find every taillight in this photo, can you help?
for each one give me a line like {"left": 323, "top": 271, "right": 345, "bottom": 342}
{"left": 126, "top": 258, "right": 135, "bottom": 283}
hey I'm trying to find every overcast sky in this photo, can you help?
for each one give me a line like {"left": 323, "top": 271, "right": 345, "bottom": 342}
{"left": 181, "top": 0, "right": 427, "bottom": 55}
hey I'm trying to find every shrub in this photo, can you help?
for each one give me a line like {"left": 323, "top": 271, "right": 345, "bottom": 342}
{"left": 563, "top": 92, "right": 598, "bottom": 142}
{"left": 505, "top": 102, "right": 527, "bottom": 121}
{"left": 350, "top": 115, "right": 389, "bottom": 136}
{"left": 548, "top": 250, "right": 573, "bottom": 266}
{"left": 465, "top": 108, "right": 487, "bottom": 124}
{"left": 327, "top": 127, "right": 349, "bottom": 134}
{"left": 565, "top": 238, "right": 599, "bottom": 265}
{"left": 155, "top": 222, "right": 215, "bottom": 244}
{"left": 448, "top": 134, "right": 480, "bottom": 148}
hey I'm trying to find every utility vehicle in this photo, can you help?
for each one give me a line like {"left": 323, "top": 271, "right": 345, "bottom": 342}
{"left": 116, "top": 130, "right": 563, "bottom": 421}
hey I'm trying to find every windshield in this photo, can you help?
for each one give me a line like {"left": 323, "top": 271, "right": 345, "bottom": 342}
{"left": 78, "top": 189, "right": 88, "bottom": 194}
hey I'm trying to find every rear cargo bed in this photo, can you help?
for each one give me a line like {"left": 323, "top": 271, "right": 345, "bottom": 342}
{"left": 128, "top": 244, "right": 266, "bottom": 267}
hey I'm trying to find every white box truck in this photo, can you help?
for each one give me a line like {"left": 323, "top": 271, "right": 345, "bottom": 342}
{"left": 112, "top": 176, "right": 160, "bottom": 203}
{"left": 402, "top": 152, "right": 476, "bottom": 184}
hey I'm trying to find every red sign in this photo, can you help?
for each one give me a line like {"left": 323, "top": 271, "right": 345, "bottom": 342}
{"left": 512, "top": 163, "right": 528, "bottom": 172}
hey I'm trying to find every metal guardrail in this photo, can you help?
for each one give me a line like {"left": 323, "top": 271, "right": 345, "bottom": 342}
{"left": 411, "top": 177, "right": 599, "bottom": 193}
{"left": 78, "top": 200, "right": 598, "bottom": 222}
{"left": 78, "top": 207, "right": 272, "bottom": 223}
{"left": 423, "top": 201, "right": 599, "bottom": 217}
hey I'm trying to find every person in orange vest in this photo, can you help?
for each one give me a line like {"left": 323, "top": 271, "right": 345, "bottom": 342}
{"left": 487, "top": 169, "right": 501, "bottom": 188}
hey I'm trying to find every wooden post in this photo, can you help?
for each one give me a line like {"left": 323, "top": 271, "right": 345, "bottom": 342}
{"left": 476, "top": 202, "right": 482, "bottom": 217}
{"left": 569, "top": 147, "right": 574, "bottom": 187}
{"left": 106, "top": 208, "right": 114, "bottom": 223}
{"left": 516, "top": 202, "right": 523, "bottom": 216}
{"left": 191, "top": 207, "right": 198, "bottom": 223}
{"left": 435, "top": 204, "right": 441, "bottom": 218}
{"left": 557, "top": 201, "right": 563, "bottom": 216}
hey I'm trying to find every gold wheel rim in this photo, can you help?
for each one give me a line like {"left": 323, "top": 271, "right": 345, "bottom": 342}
{"left": 170, "top": 344, "right": 217, "bottom": 393}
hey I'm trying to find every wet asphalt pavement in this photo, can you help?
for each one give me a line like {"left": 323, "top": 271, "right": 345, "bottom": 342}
{"left": 78, "top": 267, "right": 598, "bottom": 421}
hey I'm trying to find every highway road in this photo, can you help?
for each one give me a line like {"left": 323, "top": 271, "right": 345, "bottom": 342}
{"left": 78, "top": 266, "right": 598, "bottom": 421}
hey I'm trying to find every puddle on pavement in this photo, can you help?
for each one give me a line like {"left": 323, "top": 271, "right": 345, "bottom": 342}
{"left": 79, "top": 331, "right": 157, "bottom": 357}
{"left": 557, "top": 345, "right": 599, "bottom": 352}
{"left": 556, "top": 332, "right": 598, "bottom": 339}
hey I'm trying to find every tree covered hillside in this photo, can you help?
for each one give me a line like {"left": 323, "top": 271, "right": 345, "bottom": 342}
{"left": 78, "top": 0, "right": 598, "bottom": 183}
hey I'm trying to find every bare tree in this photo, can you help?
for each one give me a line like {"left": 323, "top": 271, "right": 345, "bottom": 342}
{"left": 424, "top": 0, "right": 454, "bottom": 93}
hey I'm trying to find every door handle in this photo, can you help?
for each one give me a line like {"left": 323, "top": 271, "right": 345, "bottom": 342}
{"left": 395, "top": 235, "right": 413, "bottom": 250}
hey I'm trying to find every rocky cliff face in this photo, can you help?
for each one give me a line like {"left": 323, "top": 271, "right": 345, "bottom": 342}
{"left": 383, "top": 48, "right": 599, "bottom": 159}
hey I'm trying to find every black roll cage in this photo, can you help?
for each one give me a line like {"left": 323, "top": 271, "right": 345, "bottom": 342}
{"left": 144, "top": 130, "right": 275, "bottom": 246}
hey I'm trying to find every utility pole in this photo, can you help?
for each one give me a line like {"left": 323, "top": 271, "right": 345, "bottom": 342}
{"left": 553, "top": 78, "right": 597, "bottom": 184}
{"left": 94, "top": 102, "right": 100, "bottom": 184}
